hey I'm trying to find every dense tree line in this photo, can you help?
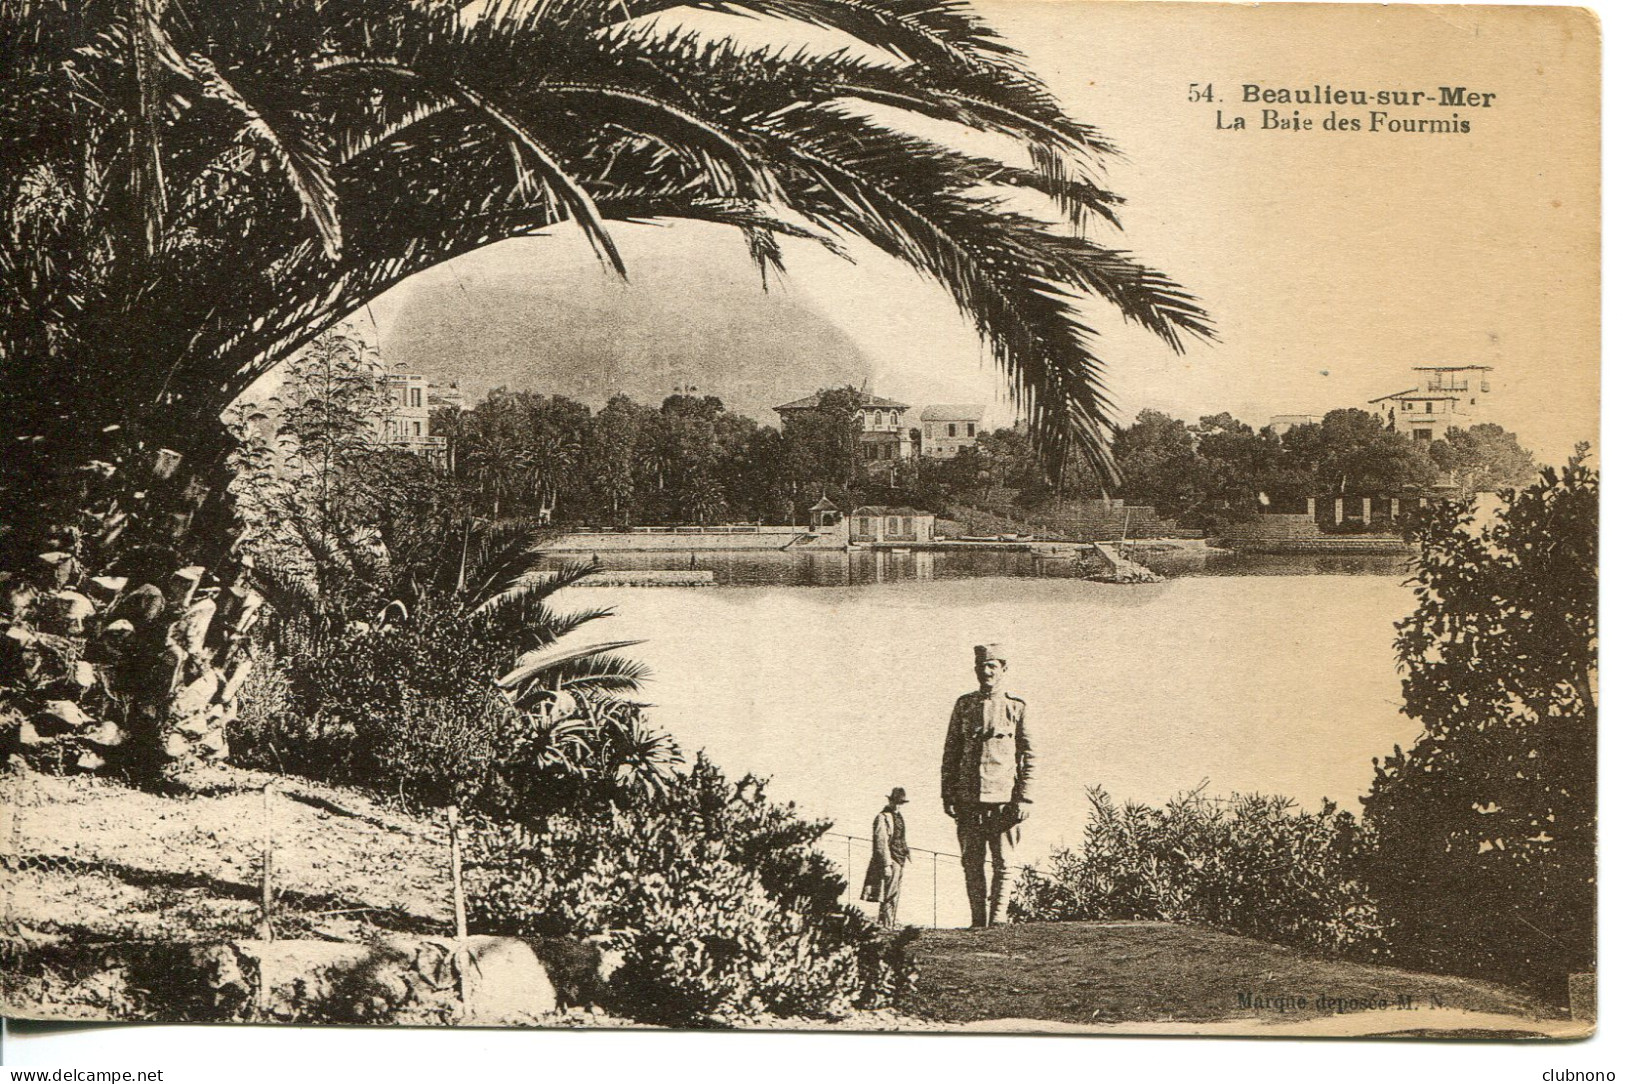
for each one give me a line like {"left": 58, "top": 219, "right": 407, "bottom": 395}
{"left": 425, "top": 385, "right": 1537, "bottom": 533}
{"left": 434, "top": 385, "right": 884, "bottom": 526}
{"left": 1110, "top": 407, "right": 1536, "bottom": 531}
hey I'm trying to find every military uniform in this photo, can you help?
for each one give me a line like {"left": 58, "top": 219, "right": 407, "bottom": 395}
{"left": 941, "top": 648, "right": 1034, "bottom": 926}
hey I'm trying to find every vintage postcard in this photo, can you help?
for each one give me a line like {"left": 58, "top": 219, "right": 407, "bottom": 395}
{"left": 0, "top": 0, "right": 1599, "bottom": 1045}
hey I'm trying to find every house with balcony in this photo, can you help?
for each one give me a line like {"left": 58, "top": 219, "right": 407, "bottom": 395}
{"left": 1368, "top": 365, "right": 1493, "bottom": 442}
{"left": 379, "top": 373, "right": 449, "bottom": 467}
{"left": 773, "top": 390, "right": 915, "bottom": 469}
{"left": 920, "top": 405, "right": 985, "bottom": 458}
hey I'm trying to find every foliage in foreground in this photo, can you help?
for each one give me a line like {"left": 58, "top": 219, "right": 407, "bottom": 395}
{"left": 236, "top": 562, "right": 676, "bottom": 816}
{"left": 1010, "top": 787, "right": 1386, "bottom": 958}
{"left": 466, "top": 755, "right": 905, "bottom": 1025}
{"left": 1362, "top": 453, "right": 1597, "bottom": 997}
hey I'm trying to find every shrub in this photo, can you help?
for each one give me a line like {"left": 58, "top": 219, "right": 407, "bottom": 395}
{"left": 1362, "top": 456, "right": 1596, "bottom": 999}
{"left": 465, "top": 756, "right": 903, "bottom": 1024}
{"left": 232, "top": 555, "right": 678, "bottom": 816}
{"left": 1011, "top": 786, "right": 1387, "bottom": 958}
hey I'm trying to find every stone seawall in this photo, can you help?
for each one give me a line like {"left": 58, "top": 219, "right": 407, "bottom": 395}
{"left": 544, "top": 529, "right": 809, "bottom": 552}
{"left": 1225, "top": 537, "right": 1415, "bottom": 555}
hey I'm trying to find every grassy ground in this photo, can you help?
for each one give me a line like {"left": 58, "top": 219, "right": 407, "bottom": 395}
{"left": 901, "top": 921, "right": 1565, "bottom": 1035}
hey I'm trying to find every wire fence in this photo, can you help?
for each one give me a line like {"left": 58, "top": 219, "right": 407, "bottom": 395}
{"left": 820, "top": 829, "right": 1059, "bottom": 930}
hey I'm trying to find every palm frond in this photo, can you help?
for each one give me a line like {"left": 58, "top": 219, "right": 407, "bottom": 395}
{"left": 546, "top": 82, "right": 783, "bottom": 205}
{"left": 467, "top": 556, "right": 602, "bottom": 619}
{"left": 532, "top": 605, "right": 620, "bottom": 642}
{"left": 2, "top": 0, "right": 1212, "bottom": 499}
{"left": 182, "top": 55, "right": 342, "bottom": 259}
{"left": 495, "top": 638, "right": 647, "bottom": 692}
{"left": 550, "top": 651, "right": 650, "bottom": 692}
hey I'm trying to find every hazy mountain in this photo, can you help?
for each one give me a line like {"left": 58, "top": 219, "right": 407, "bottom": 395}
{"left": 380, "top": 266, "right": 874, "bottom": 423}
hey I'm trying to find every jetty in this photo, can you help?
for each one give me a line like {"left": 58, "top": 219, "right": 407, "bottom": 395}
{"left": 578, "top": 570, "right": 715, "bottom": 587}
{"left": 1081, "top": 543, "right": 1164, "bottom": 584}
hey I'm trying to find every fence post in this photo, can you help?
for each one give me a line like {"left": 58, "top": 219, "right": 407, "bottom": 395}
{"left": 259, "top": 784, "right": 275, "bottom": 941}
{"left": 256, "top": 783, "right": 274, "bottom": 1018}
{"left": 448, "top": 806, "right": 471, "bottom": 1018}
{"left": 845, "top": 835, "right": 852, "bottom": 907}
{"left": 932, "top": 853, "right": 938, "bottom": 929}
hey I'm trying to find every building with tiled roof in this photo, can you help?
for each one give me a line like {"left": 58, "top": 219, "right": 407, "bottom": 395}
{"left": 773, "top": 390, "right": 916, "bottom": 471}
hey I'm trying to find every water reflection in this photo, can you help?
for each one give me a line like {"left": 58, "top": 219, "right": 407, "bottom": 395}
{"left": 542, "top": 546, "right": 1414, "bottom": 585}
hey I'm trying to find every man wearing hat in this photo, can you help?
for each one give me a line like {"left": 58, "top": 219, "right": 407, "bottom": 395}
{"left": 861, "top": 786, "right": 911, "bottom": 927}
{"left": 941, "top": 643, "right": 1035, "bottom": 926}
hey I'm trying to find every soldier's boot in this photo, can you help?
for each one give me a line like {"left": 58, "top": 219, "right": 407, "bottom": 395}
{"left": 987, "top": 871, "right": 1011, "bottom": 925}
{"left": 962, "top": 853, "right": 988, "bottom": 927}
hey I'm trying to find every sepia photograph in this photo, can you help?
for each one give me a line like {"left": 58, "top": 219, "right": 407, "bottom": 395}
{"left": 0, "top": 0, "right": 1601, "bottom": 1057}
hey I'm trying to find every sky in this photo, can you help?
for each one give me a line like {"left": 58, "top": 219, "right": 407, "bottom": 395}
{"left": 360, "top": 2, "right": 1599, "bottom": 463}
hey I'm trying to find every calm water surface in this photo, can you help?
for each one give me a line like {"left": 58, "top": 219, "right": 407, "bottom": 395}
{"left": 549, "top": 547, "right": 1413, "bottom": 585}
{"left": 559, "top": 557, "right": 1418, "bottom": 926}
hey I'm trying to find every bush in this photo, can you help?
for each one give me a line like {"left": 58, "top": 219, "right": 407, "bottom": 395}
{"left": 1011, "top": 787, "right": 1387, "bottom": 958}
{"left": 465, "top": 756, "right": 905, "bottom": 1024}
{"left": 234, "top": 578, "right": 677, "bottom": 816}
{"left": 1362, "top": 456, "right": 1596, "bottom": 999}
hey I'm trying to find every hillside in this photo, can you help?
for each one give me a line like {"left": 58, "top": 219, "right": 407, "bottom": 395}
{"left": 901, "top": 922, "right": 1579, "bottom": 1038}
{"left": 0, "top": 767, "right": 1585, "bottom": 1037}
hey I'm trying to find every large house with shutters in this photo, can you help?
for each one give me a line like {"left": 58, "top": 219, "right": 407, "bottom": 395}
{"left": 378, "top": 373, "right": 463, "bottom": 467}
{"left": 772, "top": 391, "right": 915, "bottom": 469}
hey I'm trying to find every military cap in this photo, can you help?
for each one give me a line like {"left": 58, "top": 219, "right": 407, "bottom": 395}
{"left": 973, "top": 643, "right": 1008, "bottom": 664}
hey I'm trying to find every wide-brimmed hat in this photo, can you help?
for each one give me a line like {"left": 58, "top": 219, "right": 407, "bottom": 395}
{"left": 887, "top": 787, "right": 909, "bottom": 804}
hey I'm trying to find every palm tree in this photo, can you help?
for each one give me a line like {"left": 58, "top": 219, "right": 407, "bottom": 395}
{"left": 2, "top": 0, "right": 1212, "bottom": 567}
{"left": 3, "top": 0, "right": 1213, "bottom": 771}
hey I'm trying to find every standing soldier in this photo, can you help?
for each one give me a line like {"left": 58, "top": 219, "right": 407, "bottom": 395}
{"left": 861, "top": 787, "right": 911, "bottom": 927}
{"left": 941, "top": 643, "right": 1035, "bottom": 926}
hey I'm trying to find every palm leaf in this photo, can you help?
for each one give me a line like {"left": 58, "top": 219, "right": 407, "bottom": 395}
{"left": 495, "top": 638, "right": 647, "bottom": 691}
{"left": 181, "top": 55, "right": 342, "bottom": 259}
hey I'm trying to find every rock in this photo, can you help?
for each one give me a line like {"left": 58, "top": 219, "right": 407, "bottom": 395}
{"left": 220, "top": 658, "right": 255, "bottom": 703}
{"left": 197, "top": 729, "right": 228, "bottom": 762}
{"left": 72, "top": 660, "right": 96, "bottom": 689}
{"left": 174, "top": 597, "right": 216, "bottom": 656}
{"left": 528, "top": 935, "right": 623, "bottom": 1009}
{"left": 37, "top": 552, "right": 76, "bottom": 589}
{"left": 75, "top": 750, "right": 106, "bottom": 772}
{"left": 168, "top": 566, "right": 206, "bottom": 610}
{"left": 45, "top": 591, "right": 96, "bottom": 635}
{"left": 82, "top": 720, "right": 126, "bottom": 748}
{"left": 173, "top": 671, "right": 220, "bottom": 718}
{"left": 17, "top": 720, "right": 52, "bottom": 747}
{"left": 458, "top": 936, "right": 561, "bottom": 1022}
{"left": 174, "top": 712, "right": 213, "bottom": 738}
{"left": 112, "top": 584, "right": 166, "bottom": 629}
{"left": 88, "top": 576, "right": 129, "bottom": 600}
{"left": 39, "top": 700, "right": 92, "bottom": 729}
